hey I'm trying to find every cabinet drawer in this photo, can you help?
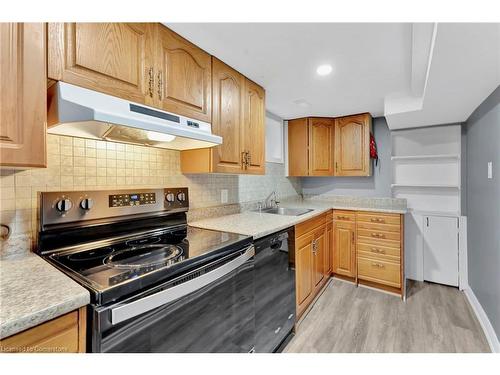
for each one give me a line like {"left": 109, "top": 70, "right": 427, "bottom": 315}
{"left": 356, "top": 221, "right": 400, "bottom": 233}
{"left": 332, "top": 210, "right": 356, "bottom": 222}
{"left": 356, "top": 236, "right": 400, "bottom": 249}
{"left": 357, "top": 228, "right": 400, "bottom": 242}
{"left": 357, "top": 242, "right": 400, "bottom": 261}
{"left": 357, "top": 256, "right": 401, "bottom": 288}
{"left": 0, "top": 310, "right": 82, "bottom": 352}
{"left": 356, "top": 212, "right": 401, "bottom": 225}
{"left": 295, "top": 213, "right": 327, "bottom": 238}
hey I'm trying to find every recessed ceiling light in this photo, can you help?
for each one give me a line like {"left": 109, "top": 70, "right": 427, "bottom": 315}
{"left": 293, "top": 99, "right": 311, "bottom": 108}
{"left": 316, "top": 64, "right": 333, "bottom": 76}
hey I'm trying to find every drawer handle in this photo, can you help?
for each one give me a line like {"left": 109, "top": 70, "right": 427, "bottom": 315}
{"left": 370, "top": 218, "right": 385, "bottom": 223}
{"left": 370, "top": 248, "right": 385, "bottom": 254}
{"left": 371, "top": 233, "right": 385, "bottom": 238}
{"left": 337, "top": 216, "right": 350, "bottom": 220}
{"left": 371, "top": 262, "right": 385, "bottom": 268}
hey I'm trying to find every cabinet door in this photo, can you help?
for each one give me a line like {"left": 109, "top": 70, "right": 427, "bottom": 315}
{"left": 334, "top": 113, "right": 372, "bottom": 176}
{"left": 308, "top": 118, "right": 334, "bottom": 176}
{"left": 155, "top": 25, "right": 211, "bottom": 122}
{"left": 326, "top": 221, "right": 333, "bottom": 276}
{"left": 313, "top": 227, "right": 326, "bottom": 287}
{"left": 295, "top": 234, "right": 314, "bottom": 309}
{"left": 1, "top": 23, "right": 46, "bottom": 168}
{"left": 333, "top": 221, "right": 356, "bottom": 277}
{"left": 243, "top": 78, "right": 266, "bottom": 174}
{"left": 288, "top": 118, "right": 309, "bottom": 176}
{"left": 210, "top": 57, "right": 245, "bottom": 173}
{"left": 48, "top": 23, "right": 154, "bottom": 105}
{"left": 423, "top": 216, "right": 459, "bottom": 286}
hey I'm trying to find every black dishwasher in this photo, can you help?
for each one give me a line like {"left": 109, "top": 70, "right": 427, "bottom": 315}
{"left": 254, "top": 227, "right": 296, "bottom": 352}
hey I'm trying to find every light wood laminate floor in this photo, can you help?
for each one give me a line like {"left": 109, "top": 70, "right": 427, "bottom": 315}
{"left": 284, "top": 279, "right": 490, "bottom": 353}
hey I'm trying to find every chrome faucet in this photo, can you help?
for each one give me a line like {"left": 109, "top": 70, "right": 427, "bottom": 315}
{"left": 263, "top": 191, "right": 280, "bottom": 209}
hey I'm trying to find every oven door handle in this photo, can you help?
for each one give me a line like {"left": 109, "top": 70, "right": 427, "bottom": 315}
{"left": 110, "top": 245, "right": 255, "bottom": 325}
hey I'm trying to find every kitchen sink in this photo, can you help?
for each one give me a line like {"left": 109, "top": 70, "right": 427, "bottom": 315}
{"left": 254, "top": 207, "right": 314, "bottom": 216}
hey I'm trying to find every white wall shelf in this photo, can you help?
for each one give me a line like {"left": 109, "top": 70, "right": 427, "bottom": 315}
{"left": 392, "top": 124, "right": 463, "bottom": 283}
{"left": 391, "top": 154, "right": 460, "bottom": 161}
{"left": 391, "top": 184, "right": 460, "bottom": 189}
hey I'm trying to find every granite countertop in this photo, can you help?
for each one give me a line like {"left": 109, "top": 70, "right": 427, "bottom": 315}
{"left": 189, "top": 198, "right": 407, "bottom": 240}
{"left": 0, "top": 252, "right": 90, "bottom": 339}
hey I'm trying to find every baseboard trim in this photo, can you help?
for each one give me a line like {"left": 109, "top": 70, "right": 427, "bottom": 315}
{"left": 464, "top": 285, "right": 500, "bottom": 353}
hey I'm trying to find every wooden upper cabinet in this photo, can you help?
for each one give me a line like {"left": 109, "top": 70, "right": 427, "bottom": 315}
{"left": 210, "top": 57, "right": 244, "bottom": 173}
{"left": 287, "top": 118, "right": 309, "bottom": 176}
{"left": 48, "top": 23, "right": 155, "bottom": 105}
{"left": 243, "top": 78, "right": 265, "bottom": 174}
{"left": 334, "top": 113, "right": 372, "bottom": 176}
{"left": 180, "top": 60, "right": 266, "bottom": 175}
{"left": 1, "top": 23, "right": 47, "bottom": 168}
{"left": 155, "top": 25, "right": 211, "bottom": 122}
{"left": 308, "top": 117, "right": 334, "bottom": 176}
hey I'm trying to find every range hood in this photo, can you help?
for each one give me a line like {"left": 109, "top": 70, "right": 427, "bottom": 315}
{"left": 47, "top": 82, "right": 222, "bottom": 150}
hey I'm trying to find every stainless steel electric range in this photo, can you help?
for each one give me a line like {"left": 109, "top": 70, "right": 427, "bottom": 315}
{"left": 36, "top": 188, "right": 254, "bottom": 353}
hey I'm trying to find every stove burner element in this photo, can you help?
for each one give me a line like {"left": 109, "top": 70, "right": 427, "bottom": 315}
{"left": 68, "top": 247, "right": 114, "bottom": 262}
{"left": 103, "top": 244, "right": 182, "bottom": 269}
{"left": 125, "top": 237, "right": 161, "bottom": 246}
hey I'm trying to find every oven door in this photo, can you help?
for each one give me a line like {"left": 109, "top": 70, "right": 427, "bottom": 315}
{"left": 91, "top": 246, "right": 255, "bottom": 353}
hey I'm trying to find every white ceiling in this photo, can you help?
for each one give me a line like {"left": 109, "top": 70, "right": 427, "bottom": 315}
{"left": 166, "top": 23, "right": 500, "bottom": 128}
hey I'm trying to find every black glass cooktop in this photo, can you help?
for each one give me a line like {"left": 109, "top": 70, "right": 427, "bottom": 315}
{"left": 49, "top": 226, "right": 251, "bottom": 297}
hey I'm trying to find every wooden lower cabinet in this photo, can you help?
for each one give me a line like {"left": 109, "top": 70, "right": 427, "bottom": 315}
{"left": 326, "top": 213, "right": 333, "bottom": 276}
{"left": 295, "top": 232, "right": 314, "bottom": 309}
{"left": 0, "top": 307, "right": 86, "bottom": 353}
{"left": 329, "top": 210, "right": 405, "bottom": 297}
{"left": 294, "top": 213, "right": 330, "bottom": 319}
{"left": 295, "top": 210, "right": 405, "bottom": 319}
{"left": 312, "top": 225, "right": 326, "bottom": 288}
{"left": 333, "top": 212, "right": 356, "bottom": 278}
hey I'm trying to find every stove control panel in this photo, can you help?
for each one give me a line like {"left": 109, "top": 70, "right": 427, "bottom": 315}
{"left": 109, "top": 192, "right": 156, "bottom": 207}
{"left": 39, "top": 188, "right": 189, "bottom": 228}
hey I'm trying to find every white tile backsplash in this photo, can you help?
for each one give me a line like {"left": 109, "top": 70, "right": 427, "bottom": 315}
{"left": 0, "top": 135, "right": 301, "bottom": 250}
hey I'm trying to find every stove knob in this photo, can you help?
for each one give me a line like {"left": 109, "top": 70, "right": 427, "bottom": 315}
{"left": 80, "top": 198, "right": 94, "bottom": 211}
{"left": 177, "top": 192, "right": 186, "bottom": 202}
{"left": 165, "top": 193, "right": 175, "bottom": 203}
{"left": 56, "top": 198, "right": 73, "bottom": 213}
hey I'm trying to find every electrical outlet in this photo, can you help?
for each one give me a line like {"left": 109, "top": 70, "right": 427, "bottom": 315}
{"left": 220, "top": 189, "right": 228, "bottom": 203}
{"left": 488, "top": 162, "right": 493, "bottom": 179}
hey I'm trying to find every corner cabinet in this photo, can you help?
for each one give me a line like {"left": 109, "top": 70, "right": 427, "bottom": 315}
{"left": 332, "top": 211, "right": 356, "bottom": 278}
{"left": 180, "top": 61, "right": 265, "bottom": 175}
{"left": 287, "top": 113, "right": 372, "bottom": 177}
{"left": 334, "top": 113, "right": 372, "bottom": 176}
{"left": 1, "top": 23, "right": 47, "bottom": 168}
{"left": 309, "top": 118, "right": 335, "bottom": 176}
